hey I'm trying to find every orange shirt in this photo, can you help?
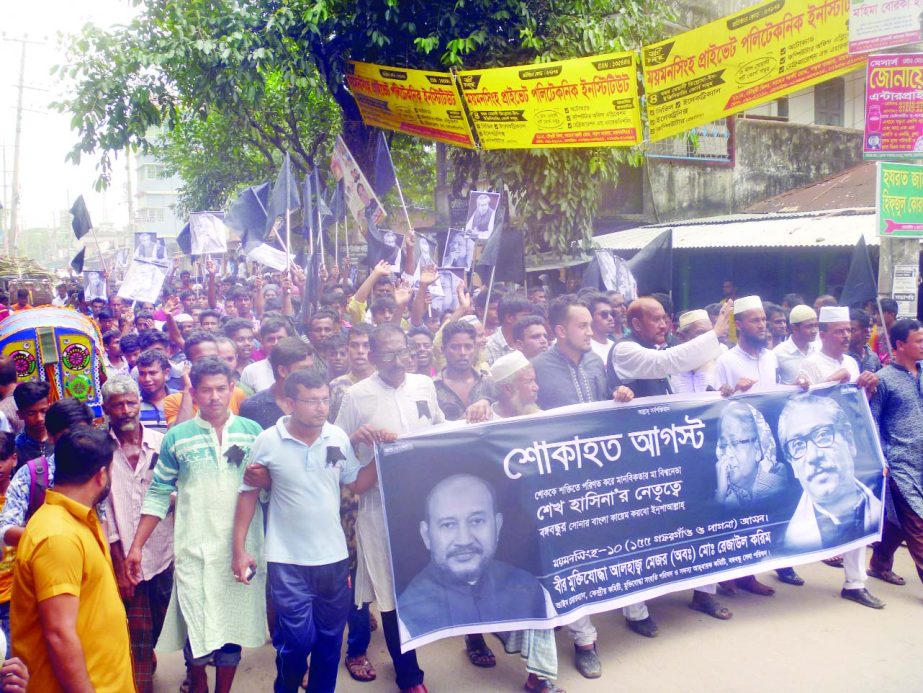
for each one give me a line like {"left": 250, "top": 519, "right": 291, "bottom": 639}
{"left": 0, "top": 494, "right": 14, "bottom": 603}
{"left": 163, "top": 386, "right": 247, "bottom": 426}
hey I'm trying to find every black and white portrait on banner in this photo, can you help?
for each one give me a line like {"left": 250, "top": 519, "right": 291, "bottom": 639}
{"left": 189, "top": 211, "right": 228, "bottom": 256}
{"left": 415, "top": 232, "right": 438, "bottom": 270}
{"left": 396, "top": 472, "right": 555, "bottom": 641}
{"left": 464, "top": 190, "right": 500, "bottom": 240}
{"left": 118, "top": 259, "right": 167, "bottom": 305}
{"left": 377, "top": 383, "right": 885, "bottom": 650}
{"left": 83, "top": 271, "right": 107, "bottom": 302}
{"left": 430, "top": 268, "right": 464, "bottom": 315}
{"left": 443, "top": 228, "right": 473, "bottom": 270}
{"left": 133, "top": 232, "right": 168, "bottom": 268}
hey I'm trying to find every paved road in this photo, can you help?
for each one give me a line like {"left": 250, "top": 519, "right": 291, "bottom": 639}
{"left": 153, "top": 549, "right": 920, "bottom": 692}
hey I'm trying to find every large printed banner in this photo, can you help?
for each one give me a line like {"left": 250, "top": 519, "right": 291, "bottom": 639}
{"left": 330, "top": 136, "right": 387, "bottom": 236}
{"left": 848, "top": 0, "right": 923, "bottom": 53}
{"left": 378, "top": 385, "right": 884, "bottom": 650}
{"left": 641, "top": 0, "right": 866, "bottom": 141}
{"left": 878, "top": 162, "right": 923, "bottom": 236}
{"left": 864, "top": 53, "right": 923, "bottom": 158}
{"left": 457, "top": 52, "right": 642, "bottom": 149}
{"left": 345, "top": 61, "right": 476, "bottom": 148}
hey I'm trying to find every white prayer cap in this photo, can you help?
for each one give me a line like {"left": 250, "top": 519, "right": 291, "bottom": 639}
{"left": 459, "top": 315, "right": 481, "bottom": 327}
{"left": 490, "top": 351, "right": 530, "bottom": 384}
{"left": 733, "top": 295, "right": 762, "bottom": 315}
{"left": 174, "top": 313, "right": 194, "bottom": 324}
{"left": 678, "top": 309, "right": 710, "bottom": 331}
{"left": 819, "top": 306, "right": 849, "bottom": 323}
{"left": 788, "top": 305, "right": 817, "bottom": 324}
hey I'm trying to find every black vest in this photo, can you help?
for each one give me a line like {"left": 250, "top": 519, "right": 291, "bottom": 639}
{"left": 606, "top": 333, "right": 674, "bottom": 398}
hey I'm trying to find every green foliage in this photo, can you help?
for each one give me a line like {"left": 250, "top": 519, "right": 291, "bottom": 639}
{"left": 55, "top": 0, "right": 671, "bottom": 249}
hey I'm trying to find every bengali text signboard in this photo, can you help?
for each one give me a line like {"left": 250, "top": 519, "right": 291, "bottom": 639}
{"left": 457, "top": 52, "right": 642, "bottom": 149}
{"left": 642, "top": 0, "right": 866, "bottom": 142}
{"left": 346, "top": 60, "right": 476, "bottom": 148}
{"left": 849, "top": 0, "right": 923, "bottom": 53}
{"left": 378, "top": 385, "right": 884, "bottom": 651}
{"left": 878, "top": 162, "right": 923, "bottom": 237}
{"left": 864, "top": 53, "right": 923, "bottom": 158}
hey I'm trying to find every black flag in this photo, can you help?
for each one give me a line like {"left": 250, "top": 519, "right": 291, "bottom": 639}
{"left": 70, "top": 247, "right": 86, "bottom": 274}
{"left": 475, "top": 201, "right": 525, "bottom": 285}
{"left": 839, "top": 235, "right": 877, "bottom": 309}
{"left": 70, "top": 195, "right": 92, "bottom": 240}
{"left": 627, "top": 229, "right": 672, "bottom": 296}
{"left": 373, "top": 131, "right": 397, "bottom": 198}
{"left": 225, "top": 183, "right": 270, "bottom": 252}
{"left": 176, "top": 223, "right": 192, "bottom": 256}
{"left": 264, "top": 153, "right": 301, "bottom": 239}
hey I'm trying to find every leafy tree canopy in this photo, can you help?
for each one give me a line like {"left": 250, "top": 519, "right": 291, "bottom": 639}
{"left": 56, "top": 0, "right": 672, "bottom": 251}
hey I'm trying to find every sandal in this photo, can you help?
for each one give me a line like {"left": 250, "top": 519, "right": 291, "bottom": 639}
{"left": 822, "top": 555, "right": 844, "bottom": 568}
{"left": 867, "top": 568, "right": 906, "bottom": 585}
{"left": 465, "top": 634, "right": 497, "bottom": 668}
{"left": 735, "top": 575, "right": 775, "bottom": 597}
{"left": 689, "top": 594, "right": 733, "bottom": 620}
{"left": 344, "top": 655, "right": 377, "bottom": 682}
{"left": 525, "top": 679, "right": 566, "bottom": 693}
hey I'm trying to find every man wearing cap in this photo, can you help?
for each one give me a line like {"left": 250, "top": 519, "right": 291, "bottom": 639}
{"left": 793, "top": 306, "right": 884, "bottom": 609}
{"left": 671, "top": 310, "right": 726, "bottom": 393}
{"left": 483, "top": 352, "right": 563, "bottom": 693}
{"left": 714, "top": 296, "right": 805, "bottom": 591}
{"left": 606, "top": 297, "right": 735, "bottom": 630}
{"left": 773, "top": 305, "right": 819, "bottom": 385}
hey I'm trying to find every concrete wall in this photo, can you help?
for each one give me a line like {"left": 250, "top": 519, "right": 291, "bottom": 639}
{"left": 643, "top": 118, "right": 865, "bottom": 222}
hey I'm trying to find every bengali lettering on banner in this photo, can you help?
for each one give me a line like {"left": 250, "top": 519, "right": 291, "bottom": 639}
{"left": 456, "top": 52, "right": 641, "bottom": 149}
{"left": 642, "top": 0, "right": 866, "bottom": 142}
{"left": 878, "top": 162, "right": 923, "bottom": 237}
{"left": 864, "top": 53, "right": 923, "bottom": 158}
{"left": 377, "top": 384, "right": 884, "bottom": 651}
{"left": 345, "top": 61, "right": 475, "bottom": 148}
{"left": 848, "top": 0, "right": 923, "bottom": 54}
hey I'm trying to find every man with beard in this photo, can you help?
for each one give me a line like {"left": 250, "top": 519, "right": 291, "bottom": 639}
{"left": 397, "top": 473, "right": 550, "bottom": 638}
{"left": 791, "top": 306, "right": 883, "bottom": 608}
{"left": 608, "top": 297, "right": 738, "bottom": 627}
{"left": 773, "top": 305, "right": 819, "bottom": 385}
{"left": 335, "top": 325, "right": 443, "bottom": 693}
{"left": 714, "top": 296, "right": 804, "bottom": 591}
{"left": 99, "top": 376, "right": 173, "bottom": 693}
{"left": 485, "top": 351, "right": 561, "bottom": 693}
{"left": 12, "top": 426, "right": 134, "bottom": 692}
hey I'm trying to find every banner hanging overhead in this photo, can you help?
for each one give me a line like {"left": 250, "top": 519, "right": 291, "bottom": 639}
{"left": 848, "top": 0, "right": 923, "bottom": 53}
{"left": 864, "top": 53, "right": 923, "bottom": 158}
{"left": 877, "top": 162, "right": 923, "bottom": 237}
{"left": 642, "top": 0, "right": 866, "bottom": 142}
{"left": 378, "top": 384, "right": 885, "bottom": 651}
{"left": 346, "top": 60, "right": 476, "bottom": 148}
{"left": 457, "top": 52, "right": 642, "bottom": 149}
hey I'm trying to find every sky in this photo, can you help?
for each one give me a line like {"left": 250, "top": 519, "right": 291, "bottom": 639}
{"left": 1, "top": 1, "right": 139, "bottom": 233}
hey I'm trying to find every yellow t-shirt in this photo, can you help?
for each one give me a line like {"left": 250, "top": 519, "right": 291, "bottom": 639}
{"left": 163, "top": 386, "right": 247, "bottom": 426}
{"left": 0, "top": 494, "right": 14, "bottom": 603}
{"left": 11, "top": 490, "right": 134, "bottom": 692}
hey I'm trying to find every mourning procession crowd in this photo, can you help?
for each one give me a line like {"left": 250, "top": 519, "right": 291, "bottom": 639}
{"left": 0, "top": 234, "right": 922, "bottom": 693}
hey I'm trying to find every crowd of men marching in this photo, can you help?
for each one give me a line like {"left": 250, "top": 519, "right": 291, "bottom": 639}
{"left": 0, "top": 235, "right": 921, "bottom": 693}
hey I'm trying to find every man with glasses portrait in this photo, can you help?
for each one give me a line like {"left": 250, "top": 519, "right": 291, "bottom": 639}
{"left": 791, "top": 306, "right": 884, "bottom": 609}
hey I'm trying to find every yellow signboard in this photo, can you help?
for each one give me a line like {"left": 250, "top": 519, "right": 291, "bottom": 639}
{"left": 457, "top": 52, "right": 641, "bottom": 149}
{"left": 642, "top": 0, "right": 866, "bottom": 142}
{"left": 345, "top": 60, "right": 475, "bottom": 148}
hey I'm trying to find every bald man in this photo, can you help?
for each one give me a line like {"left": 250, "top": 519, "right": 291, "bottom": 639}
{"left": 607, "top": 297, "right": 735, "bottom": 627}
{"left": 397, "top": 474, "right": 550, "bottom": 640}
